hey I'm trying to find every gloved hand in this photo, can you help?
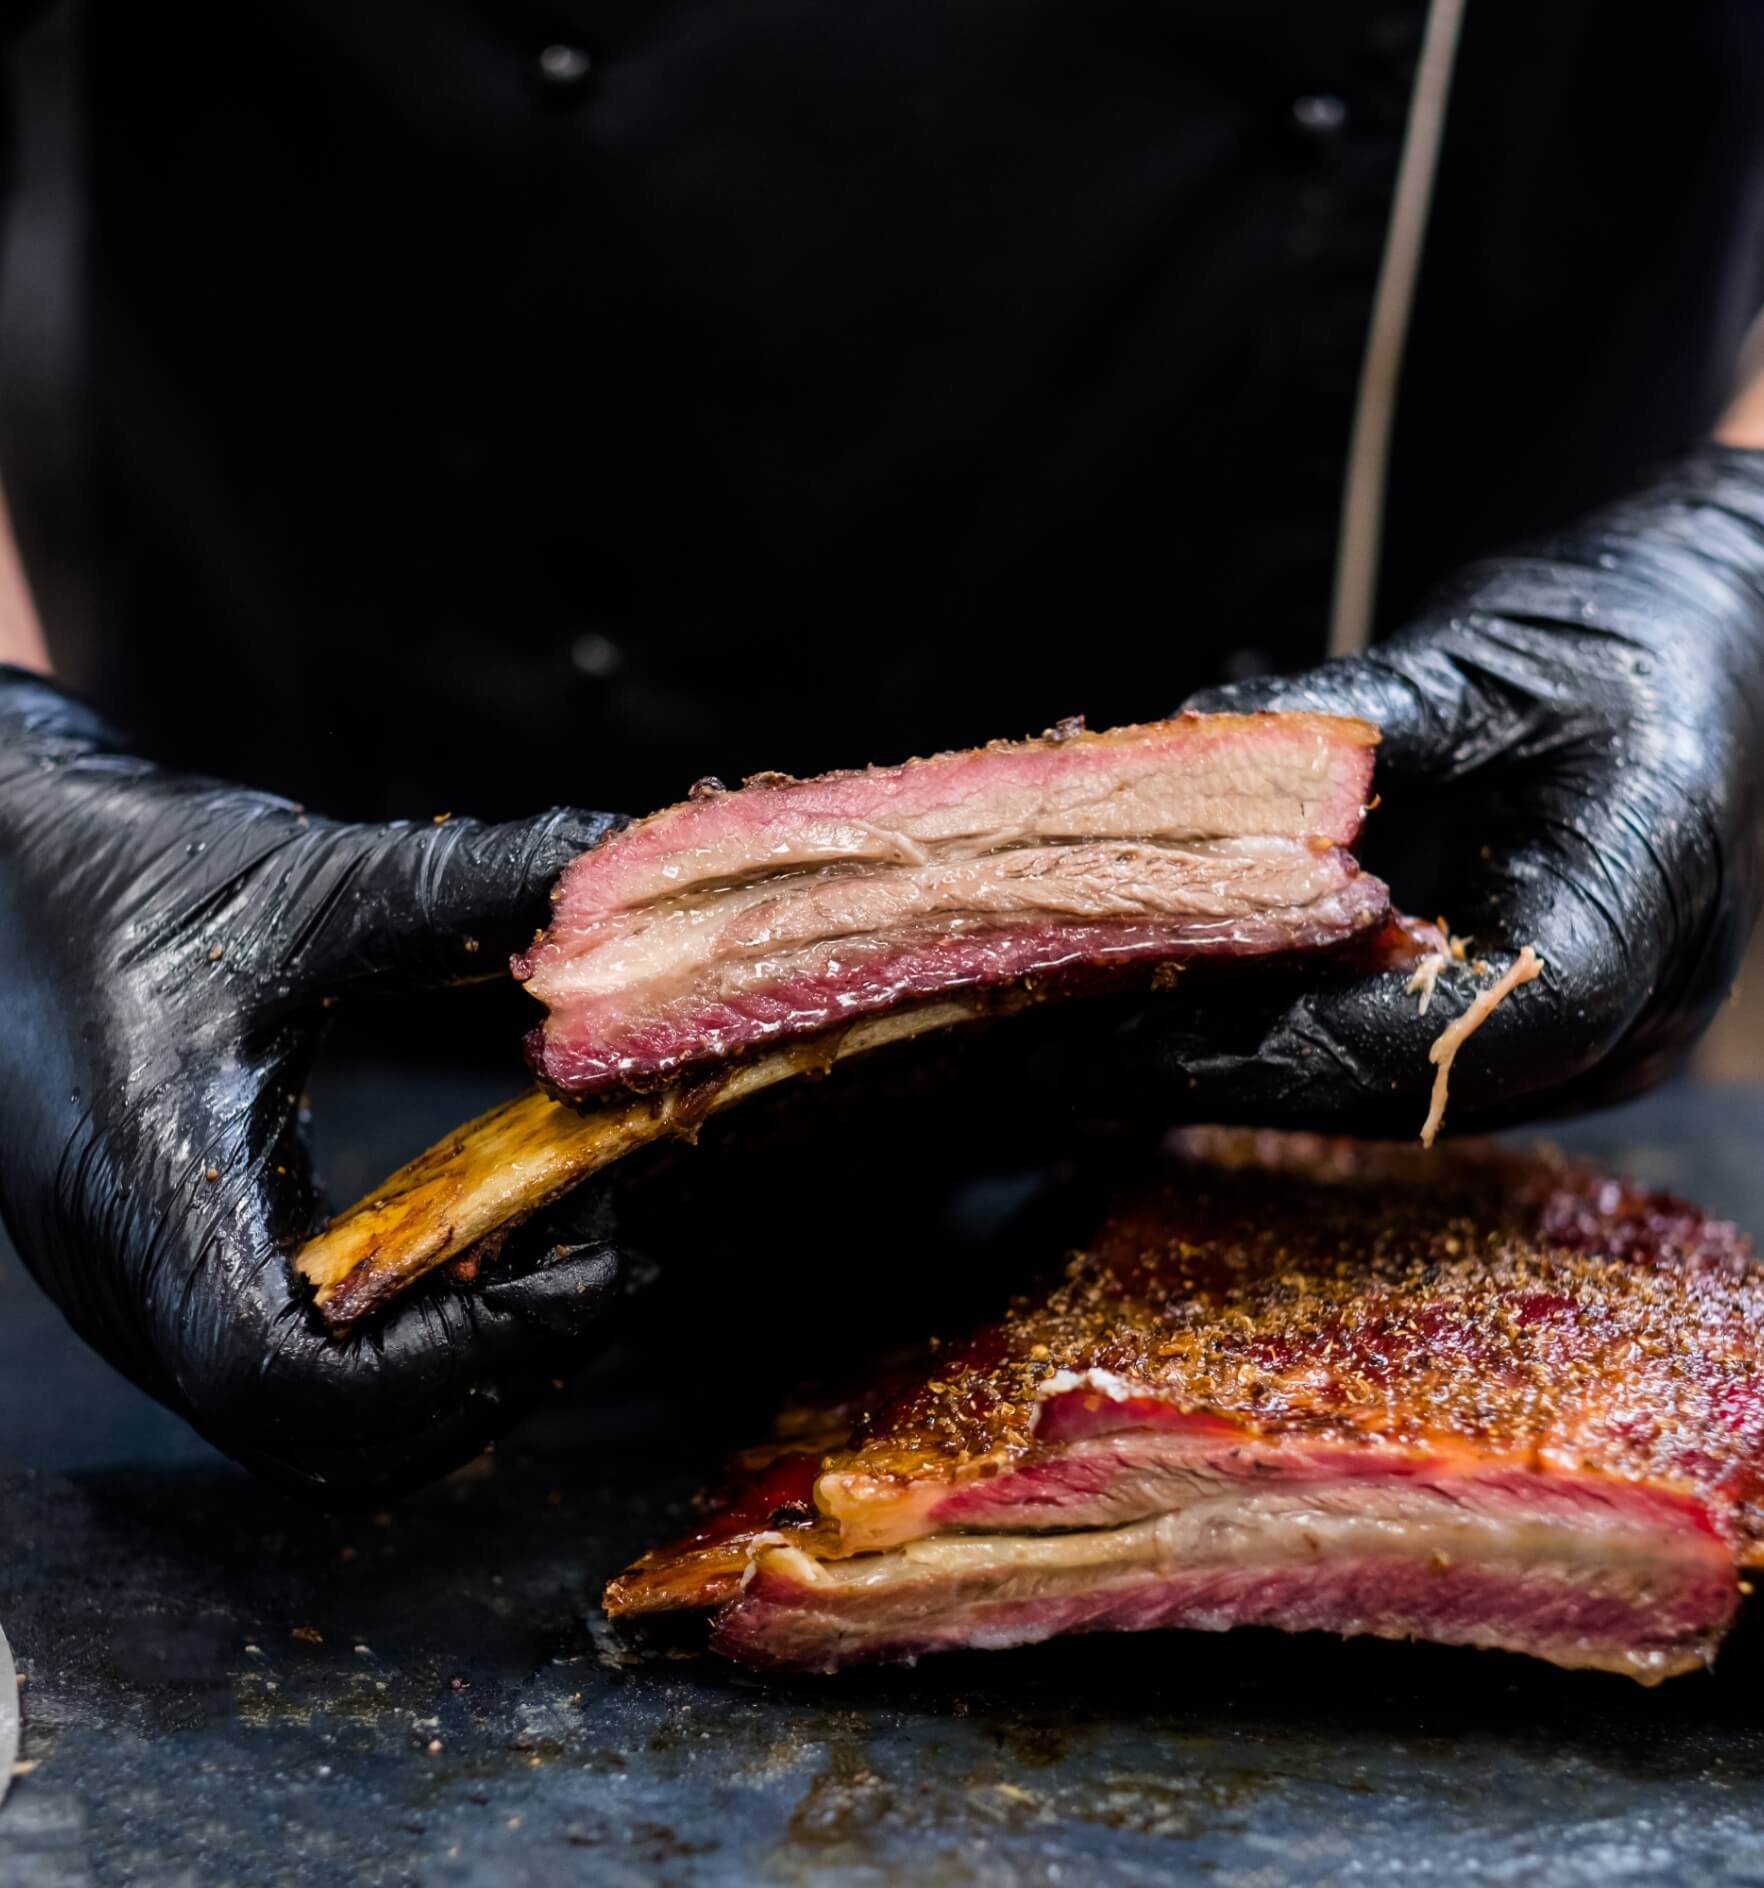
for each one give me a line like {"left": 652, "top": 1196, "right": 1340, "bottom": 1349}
{"left": 0, "top": 666, "right": 626, "bottom": 1498}
{"left": 1093, "top": 444, "right": 1764, "bottom": 1136}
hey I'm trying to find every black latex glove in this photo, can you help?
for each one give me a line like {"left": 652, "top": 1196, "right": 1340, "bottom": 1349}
{"left": 0, "top": 667, "right": 626, "bottom": 1498}
{"left": 1092, "top": 444, "right": 1764, "bottom": 1136}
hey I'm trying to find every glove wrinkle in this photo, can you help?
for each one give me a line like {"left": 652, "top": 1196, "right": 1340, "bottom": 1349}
{"left": 479, "top": 1242, "right": 624, "bottom": 1340}
{"left": 295, "top": 807, "right": 619, "bottom": 998}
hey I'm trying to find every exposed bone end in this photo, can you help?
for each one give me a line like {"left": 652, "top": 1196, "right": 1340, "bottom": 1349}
{"left": 294, "top": 997, "right": 995, "bottom": 1328}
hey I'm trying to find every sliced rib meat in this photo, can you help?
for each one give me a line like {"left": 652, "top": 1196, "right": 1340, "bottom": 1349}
{"left": 516, "top": 714, "right": 1385, "bottom": 1098}
{"left": 606, "top": 1130, "right": 1764, "bottom": 1682}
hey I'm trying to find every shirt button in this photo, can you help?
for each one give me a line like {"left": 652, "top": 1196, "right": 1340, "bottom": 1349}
{"left": 1291, "top": 94, "right": 1349, "bottom": 136}
{"left": 538, "top": 43, "right": 592, "bottom": 88}
{"left": 570, "top": 631, "right": 624, "bottom": 679}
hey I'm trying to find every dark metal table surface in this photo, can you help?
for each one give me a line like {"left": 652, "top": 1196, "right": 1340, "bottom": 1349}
{"left": 5, "top": 1073, "right": 1764, "bottom": 1888}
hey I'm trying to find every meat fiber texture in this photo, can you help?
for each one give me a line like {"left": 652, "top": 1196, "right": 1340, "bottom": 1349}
{"left": 516, "top": 714, "right": 1387, "bottom": 1098}
{"left": 606, "top": 1131, "right": 1764, "bottom": 1682}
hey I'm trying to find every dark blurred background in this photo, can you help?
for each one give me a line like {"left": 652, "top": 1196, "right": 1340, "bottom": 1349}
{"left": 0, "top": 3, "right": 88, "bottom": 678}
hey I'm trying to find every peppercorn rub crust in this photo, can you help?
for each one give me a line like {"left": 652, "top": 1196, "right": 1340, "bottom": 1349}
{"left": 608, "top": 1129, "right": 1764, "bottom": 1681}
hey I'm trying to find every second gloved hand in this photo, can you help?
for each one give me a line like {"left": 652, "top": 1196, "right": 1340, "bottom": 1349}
{"left": 0, "top": 666, "right": 627, "bottom": 1498}
{"left": 1092, "top": 445, "right": 1764, "bottom": 1135}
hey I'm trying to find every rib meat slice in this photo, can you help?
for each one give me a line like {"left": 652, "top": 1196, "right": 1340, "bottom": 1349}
{"left": 606, "top": 1131, "right": 1764, "bottom": 1682}
{"left": 516, "top": 714, "right": 1385, "bottom": 1098}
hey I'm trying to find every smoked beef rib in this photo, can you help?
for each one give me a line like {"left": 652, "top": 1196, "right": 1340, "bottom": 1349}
{"left": 516, "top": 714, "right": 1389, "bottom": 1099}
{"left": 607, "top": 1130, "right": 1764, "bottom": 1683}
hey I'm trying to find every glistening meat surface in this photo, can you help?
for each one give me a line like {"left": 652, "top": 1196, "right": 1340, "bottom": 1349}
{"left": 516, "top": 714, "right": 1385, "bottom": 1097}
{"left": 606, "top": 1131, "right": 1764, "bottom": 1681}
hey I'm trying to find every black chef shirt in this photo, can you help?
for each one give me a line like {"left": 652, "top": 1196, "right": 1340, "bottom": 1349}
{"left": 31, "top": 2, "right": 1764, "bottom": 816}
